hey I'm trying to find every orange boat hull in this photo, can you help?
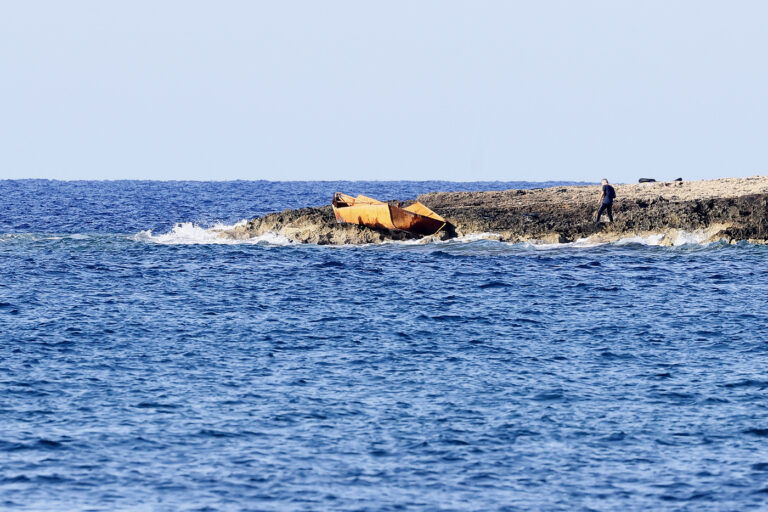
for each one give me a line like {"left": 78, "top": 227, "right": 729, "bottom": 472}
{"left": 332, "top": 193, "right": 446, "bottom": 236}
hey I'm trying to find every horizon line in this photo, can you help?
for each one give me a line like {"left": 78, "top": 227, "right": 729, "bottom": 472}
{"left": 1, "top": 177, "right": 596, "bottom": 184}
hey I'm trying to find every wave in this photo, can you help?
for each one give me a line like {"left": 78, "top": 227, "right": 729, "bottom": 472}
{"left": 0, "top": 230, "right": 745, "bottom": 252}
{"left": 0, "top": 223, "right": 726, "bottom": 251}
{"left": 615, "top": 230, "right": 715, "bottom": 247}
{"left": 132, "top": 222, "right": 292, "bottom": 246}
{"left": 379, "top": 232, "right": 502, "bottom": 247}
{"left": 354, "top": 231, "right": 740, "bottom": 256}
{"left": 130, "top": 224, "right": 752, "bottom": 251}
{"left": 521, "top": 228, "right": 725, "bottom": 251}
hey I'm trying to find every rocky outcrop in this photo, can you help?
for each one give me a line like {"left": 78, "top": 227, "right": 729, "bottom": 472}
{"left": 222, "top": 176, "right": 768, "bottom": 245}
{"left": 224, "top": 206, "right": 430, "bottom": 244}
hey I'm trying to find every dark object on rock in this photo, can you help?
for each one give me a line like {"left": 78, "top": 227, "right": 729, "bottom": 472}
{"left": 674, "top": 178, "right": 683, "bottom": 182}
{"left": 639, "top": 178, "right": 656, "bottom": 183}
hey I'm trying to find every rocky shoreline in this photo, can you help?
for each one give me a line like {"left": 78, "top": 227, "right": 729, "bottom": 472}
{"left": 223, "top": 176, "right": 768, "bottom": 245}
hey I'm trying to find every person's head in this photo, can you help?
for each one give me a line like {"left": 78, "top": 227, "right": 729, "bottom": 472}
{"left": 601, "top": 179, "right": 609, "bottom": 185}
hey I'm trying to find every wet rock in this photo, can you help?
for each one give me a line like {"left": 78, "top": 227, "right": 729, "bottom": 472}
{"left": 223, "top": 206, "right": 424, "bottom": 245}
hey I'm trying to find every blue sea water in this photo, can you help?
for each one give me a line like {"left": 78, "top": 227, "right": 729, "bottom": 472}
{"left": 2, "top": 180, "right": 768, "bottom": 512}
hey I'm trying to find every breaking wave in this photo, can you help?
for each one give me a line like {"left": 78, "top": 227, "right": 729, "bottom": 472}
{"left": 132, "top": 221, "right": 292, "bottom": 246}
{"left": 127, "top": 223, "right": 754, "bottom": 253}
{"left": 523, "top": 229, "right": 726, "bottom": 250}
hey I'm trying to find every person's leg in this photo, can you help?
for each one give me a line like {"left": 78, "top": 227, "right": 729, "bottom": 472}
{"left": 607, "top": 204, "right": 613, "bottom": 222}
{"left": 595, "top": 204, "right": 607, "bottom": 223}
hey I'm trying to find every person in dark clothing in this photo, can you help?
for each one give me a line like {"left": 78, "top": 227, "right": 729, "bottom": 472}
{"left": 595, "top": 179, "right": 616, "bottom": 223}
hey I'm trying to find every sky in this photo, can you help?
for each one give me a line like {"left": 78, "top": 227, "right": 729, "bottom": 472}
{"left": 1, "top": 1, "right": 766, "bottom": 182}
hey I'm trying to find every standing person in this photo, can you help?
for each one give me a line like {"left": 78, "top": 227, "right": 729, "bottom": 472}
{"left": 595, "top": 179, "right": 616, "bottom": 223}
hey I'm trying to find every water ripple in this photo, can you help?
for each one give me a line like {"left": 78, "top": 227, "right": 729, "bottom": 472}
{"left": 2, "top": 181, "right": 768, "bottom": 511}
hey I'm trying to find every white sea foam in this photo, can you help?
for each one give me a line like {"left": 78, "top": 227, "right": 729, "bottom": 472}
{"left": 249, "top": 232, "right": 293, "bottom": 246}
{"left": 133, "top": 221, "right": 292, "bottom": 246}
{"left": 337, "top": 229, "right": 720, "bottom": 251}
{"left": 516, "top": 229, "right": 722, "bottom": 251}
{"left": 614, "top": 234, "right": 667, "bottom": 246}
{"left": 523, "top": 240, "right": 585, "bottom": 250}
{"left": 380, "top": 232, "right": 502, "bottom": 247}
{"left": 441, "top": 230, "right": 716, "bottom": 250}
{"left": 448, "top": 233, "right": 503, "bottom": 243}
{"left": 614, "top": 230, "right": 715, "bottom": 247}
{"left": 523, "top": 229, "right": 718, "bottom": 250}
{"left": 669, "top": 230, "right": 713, "bottom": 246}
{"left": 128, "top": 222, "right": 732, "bottom": 249}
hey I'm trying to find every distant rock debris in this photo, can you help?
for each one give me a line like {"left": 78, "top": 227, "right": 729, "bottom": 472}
{"left": 639, "top": 178, "right": 656, "bottom": 183}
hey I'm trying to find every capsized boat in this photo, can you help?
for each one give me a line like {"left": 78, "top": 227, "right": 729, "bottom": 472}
{"left": 332, "top": 193, "right": 447, "bottom": 236}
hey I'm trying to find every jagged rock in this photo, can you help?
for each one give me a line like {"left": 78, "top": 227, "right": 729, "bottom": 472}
{"left": 221, "top": 177, "right": 768, "bottom": 245}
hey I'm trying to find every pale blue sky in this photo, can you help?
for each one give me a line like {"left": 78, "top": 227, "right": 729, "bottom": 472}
{"left": 1, "top": 1, "right": 766, "bottom": 182}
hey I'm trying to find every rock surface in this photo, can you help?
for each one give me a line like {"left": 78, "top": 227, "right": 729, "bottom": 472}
{"left": 223, "top": 176, "right": 768, "bottom": 245}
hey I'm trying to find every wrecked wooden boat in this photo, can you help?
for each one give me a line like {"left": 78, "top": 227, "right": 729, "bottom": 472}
{"left": 332, "top": 193, "right": 447, "bottom": 236}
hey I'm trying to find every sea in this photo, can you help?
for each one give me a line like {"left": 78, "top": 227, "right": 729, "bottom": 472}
{"left": 1, "top": 180, "right": 768, "bottom": 512}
